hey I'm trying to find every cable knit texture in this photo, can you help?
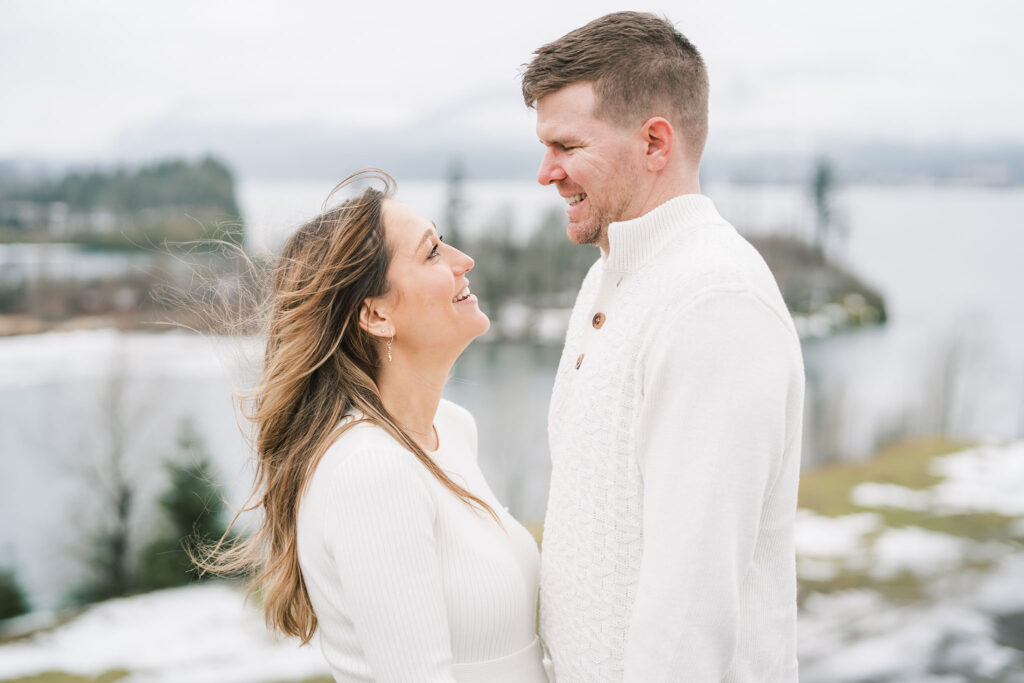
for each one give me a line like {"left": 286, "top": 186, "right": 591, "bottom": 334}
{"left": 297, "top": 399, "right": 548, "bottom": 683}
{"left": 541, "top": 195, "right": 804, "bottom": 682}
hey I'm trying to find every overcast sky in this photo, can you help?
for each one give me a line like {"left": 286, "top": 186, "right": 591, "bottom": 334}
{"left": 3, "top": 0, "right": 1022, "bottom": 174}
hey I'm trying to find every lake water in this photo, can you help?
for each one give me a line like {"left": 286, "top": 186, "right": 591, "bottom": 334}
{"left": 2, "top": 179, "right": 1023, "bottom": 611}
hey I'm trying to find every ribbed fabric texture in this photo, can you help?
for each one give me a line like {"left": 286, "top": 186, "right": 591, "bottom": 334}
{"left": 297, "top": 399, "right": 548, "bottom": 682}
{"left": 541, "top": 195, "right": 804, "bottom": 682}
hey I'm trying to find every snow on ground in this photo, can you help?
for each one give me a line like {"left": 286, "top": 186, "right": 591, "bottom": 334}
{"left": 795, "top": 510, "right": 882, "bottom": 559}
{"left": 798, "top": 440, "right": 1024, "bottom": 682}
{"left": 930, "top": 442, "right": 1024, "bottom": 516}
{"left": 0, "top": 582, "right": 329, "bottom": 683}
{"left": 869, "top": 526, "right": 968, "bottom": 580}
{"left": 850, "top": 482, "right": 932, "bottom": 510}
{"left": 850, "top": 442, "right": 1024, "bottom": 516}
{"left": 800, "top": 552, "right": 1024, "bottom": 683}
{"left": 2, "top": 441, "right": 1022, "bottom": 682}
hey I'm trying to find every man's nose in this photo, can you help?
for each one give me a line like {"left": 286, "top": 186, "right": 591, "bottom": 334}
{"left": 537, "top": 150, "right": 567, "bottom": 186}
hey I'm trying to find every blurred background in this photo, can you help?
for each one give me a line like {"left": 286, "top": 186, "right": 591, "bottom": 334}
{"left": 1, "top": 1, "right": 1022, "bottom": 681}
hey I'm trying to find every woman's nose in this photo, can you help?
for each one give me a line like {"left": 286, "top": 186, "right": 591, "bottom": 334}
{"left": 452, "top": 248, "right": 474, "bottom": 275}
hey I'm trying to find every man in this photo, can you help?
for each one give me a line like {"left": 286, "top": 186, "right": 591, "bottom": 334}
{"left": 522, "top": 12, "right": 804, "bottom": 682}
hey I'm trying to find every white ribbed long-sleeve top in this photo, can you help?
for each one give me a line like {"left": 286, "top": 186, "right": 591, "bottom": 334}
{"left": 297, "top": 399, "right": 548, "bottom": 683}
{"left": 541, "top": 195, "right": 805, "bottom": 682}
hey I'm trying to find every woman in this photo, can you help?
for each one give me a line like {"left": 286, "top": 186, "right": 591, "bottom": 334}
{"left": 207, "top": 170, "right": 547, "bottom": 681}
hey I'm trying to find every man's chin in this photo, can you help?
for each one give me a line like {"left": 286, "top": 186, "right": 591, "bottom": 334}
{"left": 566, "top": 221, "right": 602, "bottom": 246}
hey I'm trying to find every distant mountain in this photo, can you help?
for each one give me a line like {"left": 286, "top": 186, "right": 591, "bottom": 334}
{"left": 704, "top": 141, "right": 1024, "bottom": 186}
{"left": 6, "top": 122, "right": 1024, "bottom": 186}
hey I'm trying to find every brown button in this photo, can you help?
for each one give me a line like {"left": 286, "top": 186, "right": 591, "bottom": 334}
{"left": 592, "top": 312, "right": 605, "bottom": 329}
{"left": 575, "top": 353, "right": 584, "bottom": 369}
{"left": 616, "top": 277, "right": 623, "bottom": 287}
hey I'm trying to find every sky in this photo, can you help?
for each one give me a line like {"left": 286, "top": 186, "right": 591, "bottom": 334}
{"left": 2, "top": 0, "right": 1023, "bottom": 177}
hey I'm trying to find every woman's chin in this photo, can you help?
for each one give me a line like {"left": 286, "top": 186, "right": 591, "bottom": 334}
{"left": 472, "top": 313, "right": 491, "bottom": 338}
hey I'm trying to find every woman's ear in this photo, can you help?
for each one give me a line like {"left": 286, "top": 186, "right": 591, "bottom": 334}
{"left": 358, "top": 297, "right": 393, "bottom": 339}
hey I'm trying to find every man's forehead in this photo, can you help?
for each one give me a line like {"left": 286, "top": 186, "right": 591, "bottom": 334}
{"left": 536, "top": 84, "right": 599, "bottom": 141}
{"left": 536, "top": 82, "right": 597, "bottom": 118}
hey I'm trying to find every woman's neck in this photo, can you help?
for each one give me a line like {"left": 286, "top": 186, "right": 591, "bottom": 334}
{"left": 375, "top": 353, "right": 452, "bottom": 451}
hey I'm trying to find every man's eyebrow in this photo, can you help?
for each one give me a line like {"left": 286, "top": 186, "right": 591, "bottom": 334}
{"left": 539, "top": 136, "right": 580, "bottom": 148}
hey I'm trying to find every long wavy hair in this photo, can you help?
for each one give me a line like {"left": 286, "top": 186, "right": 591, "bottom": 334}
{"left": 198, "top": 169, "right": 497, "bottom": 643}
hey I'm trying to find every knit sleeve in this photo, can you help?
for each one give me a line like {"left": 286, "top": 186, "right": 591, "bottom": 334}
{"left": 623, "top": 288, "right": 797, "bottom": 681}
{"left": 322, "top": 445, "right": 458, "bottom": 683}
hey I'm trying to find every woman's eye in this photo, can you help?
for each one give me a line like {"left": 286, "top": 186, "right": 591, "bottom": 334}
{"left": 428, "top": 243, "right": 440, "bottom": 259}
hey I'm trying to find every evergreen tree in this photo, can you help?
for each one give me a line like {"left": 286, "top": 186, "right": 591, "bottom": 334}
{"left": 811, "top": 157, "right": 846, "bottom": 253}
{"left": 137, "top": 418, "right": 228, "bottom": 590}
{"left": 0, "top": 568, "right": 30, "bottom": 620}
{"left": 70, "top": 361, "right": 138, "bottom": 605}
{"left": 443, "top": 158, "right": 466, "bottom": 249}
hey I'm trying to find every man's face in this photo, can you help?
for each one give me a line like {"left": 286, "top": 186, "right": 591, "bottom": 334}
{"left": 535, "top": 82, "right": 643, "bottom": 250}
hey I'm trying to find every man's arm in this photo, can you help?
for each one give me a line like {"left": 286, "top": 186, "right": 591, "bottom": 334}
{"left": 623, "top": 288, "right": 796, "bottom": 681}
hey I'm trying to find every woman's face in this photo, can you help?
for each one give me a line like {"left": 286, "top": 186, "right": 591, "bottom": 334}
{"left": 376, "top": 199, "right": 489, "bottom": 358}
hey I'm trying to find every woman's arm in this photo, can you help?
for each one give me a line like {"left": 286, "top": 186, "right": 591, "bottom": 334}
{"left": 323, "top": 446, "right": 458, "bottom": 683}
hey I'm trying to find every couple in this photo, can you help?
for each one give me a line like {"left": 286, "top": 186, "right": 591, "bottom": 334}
{"left": 222, "top": 12, "right": 804, "bottom": 683}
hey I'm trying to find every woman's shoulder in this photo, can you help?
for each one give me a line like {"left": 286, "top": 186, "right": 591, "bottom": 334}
{"left": 437, "top": 398, "right": 475, "bottom": 430}
{"left": 436, "top": 399, "right": 478, "bottom": 457}
{"left": 312, "top": 418, "right": 429, "bottom": 494}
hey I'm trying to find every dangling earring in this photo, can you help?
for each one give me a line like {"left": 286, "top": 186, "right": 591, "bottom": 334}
{"left": 386, "top": 335, "right": 393, "bottom": 363}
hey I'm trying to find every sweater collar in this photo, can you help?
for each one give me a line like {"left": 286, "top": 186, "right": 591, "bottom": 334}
{"left": 604, "top": 194, "right": 721, "bottom": 273}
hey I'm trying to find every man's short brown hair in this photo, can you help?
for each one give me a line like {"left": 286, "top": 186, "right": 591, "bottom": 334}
{"left": 521, "top": 11, "right": 709, "bottom": 159}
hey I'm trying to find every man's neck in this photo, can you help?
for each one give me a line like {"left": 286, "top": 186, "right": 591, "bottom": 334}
{"left": 601, "top": 172, "right": 701, "bottom": 256}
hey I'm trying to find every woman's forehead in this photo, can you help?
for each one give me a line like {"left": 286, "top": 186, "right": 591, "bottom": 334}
{"left": 383, "top": 199, "right": 435, "bottom": 256}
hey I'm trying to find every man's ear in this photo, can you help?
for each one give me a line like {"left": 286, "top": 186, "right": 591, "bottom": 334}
{"left": 358, "top": 297, "right": 393, "bottom": 339}
{"left": 642, "top": 116, "right": 675, "bottom": 172}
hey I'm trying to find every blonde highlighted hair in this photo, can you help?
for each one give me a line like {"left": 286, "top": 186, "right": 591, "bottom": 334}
{"left": 197, "top": 170, "right": 497, "bottom": 642}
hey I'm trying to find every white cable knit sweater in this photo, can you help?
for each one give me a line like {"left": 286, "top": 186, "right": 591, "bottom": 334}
{"left": 540, "top": 195, "right": 804, "bottom": 682}
{"left": 297, "top": 399, "right": 548, "bottom": 683}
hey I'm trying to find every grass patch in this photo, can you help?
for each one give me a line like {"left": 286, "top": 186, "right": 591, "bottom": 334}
{"left": 0, "top": 672, "right": 130, "bottom": 683}
{"left": 799, "top": 437, "right": 1023, "bottom": 541}
{"left": 799, "top": 437, "right": 972, "bottom": 516}
{"left": 799, "top": 568, "right": 926, "bottom": 605}
{"left": 897, "top": 511, "right": 1020, "bottom": 541}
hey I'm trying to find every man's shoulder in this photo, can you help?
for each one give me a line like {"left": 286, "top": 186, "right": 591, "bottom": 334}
{"left": 648, "top": 221, "right": 781, "bottom": 308}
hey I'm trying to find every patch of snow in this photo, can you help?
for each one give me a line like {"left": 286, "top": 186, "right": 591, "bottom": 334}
{"left": 0, "top": 582, "right": 329, "bottom": 683}
{"left": 870, "top": 526, "right": 967, "bottom": 580}
{"left": 797, "top": 557, "right": 841, "bottom": 581}
{"left": 800, "top": 597, "right": 1015, "bottom": 683}
{"left": 930, "top": 442, "right": 1024, "bottom": 516}
{"left": 971, "top": 553, "right": 1024, "bottom": 615}
{"left": 850, "top": 482, "right": 932, "bottom": 510}
{"left": 0, "top": 329, "right": 261, "bottom": 390}
{"left": 794, "top": 510, "right": 882, "bottom": 558}
{"left": 800, "top": 589, "right": 888, "bottom": 660}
